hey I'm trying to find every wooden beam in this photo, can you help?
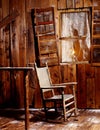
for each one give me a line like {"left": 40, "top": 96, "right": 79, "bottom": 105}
{"left": 0, "top": 10, "right": 19, "bottom": 28}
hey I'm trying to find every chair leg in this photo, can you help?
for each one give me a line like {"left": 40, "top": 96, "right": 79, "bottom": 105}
{"left": 54, "top": 101, "right": 57, "bottom": 113}
{"left": 62, "top": 103, "right": 66, "bottom": 121}
{"left": 74, "top": 107, "right": 78, "bottom": 116}
{"left": 43, "top": 101, "right": 48, "bottom": 121}
{"left": 63, "top": 109, "right": 66, "bottom": 121}
{"left": 44, "top": 108, "right": 48, "bottom": 121}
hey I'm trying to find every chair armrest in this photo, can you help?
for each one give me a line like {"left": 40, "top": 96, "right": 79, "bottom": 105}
{"left": 51, "top": 82, "right": 77, "bottom": 86}
{"left": 40, "top": 85, "right": 66, "bottom": 89}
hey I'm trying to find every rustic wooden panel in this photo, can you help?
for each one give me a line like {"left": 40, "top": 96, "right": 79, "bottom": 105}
{"left": 67, "top": 0, "right": 75, "bottom": 8}
{"left": 2, "top": 0, "right": 9, "bottom": 18}
{"left": 0, "top": 7, "right": 3, "bottom": 105}
{"left": 9, "top": 0, "right": 27, "bottom": 107}
{"left": 75, "top": 0, "right": 84, "bottom": 8}
{"left": 28, "top": 0, "right": 57, "bottom": 10}
{"left": 87, "top": 78, "right": 95, "bottom": 108}
{"left": 77, "top": 64, "right": 87, "bottom": 108}
{"left": 57, "top": 0, "right": 67, "bottom": 9}
{"left": 95, "top": 68, "right": 100, "bottom": 108}
{"left": 49, "top": 65, "right": 60, "bottom": 84}
{"left": 26, "top": 12, "right": 35, "bottom": 64}
{"left": 68, "top": 64, "right": 76, "bottom": 81}
{"left": 60, "top": 65, "right": 68, "bottom": 83}
{"left": 0, "top": 1, "right": 2, "bottom": 8}
{"left": 0, "top": 11, "right": 19, "bottom": 28}
{"left": 0, "top": 0, "right": 11, "bottom": 107}
{"left": 1, "top": 0, "right": 100, "bottom": 109}
{"left": 4, "top": 25, "right": 11, "bottom": 106}
{"left": 85, "top": 64, "right": 95, "bottom": 108}
{"left": 60, "top": 64, "right": 76, "bottom": 83}
{"left": 28, "top": 0, "right": 41, "bottom": 9}
{"left": 84, "top": 0, "right": 92, "bottom": 7}
{"left": 0, "top": 0, "right": 36, "bottom": 108}
{"left": 0, "top": 26, "right": 10, "bottom": 106}
{"left": 49, "top": 0, "right": 57, "bottom": 7}
{"left": 0, "top": 7, "right": 1, "bottom": 16}
{"left": 33, "top": 69, "right": 43, "bottom": 108}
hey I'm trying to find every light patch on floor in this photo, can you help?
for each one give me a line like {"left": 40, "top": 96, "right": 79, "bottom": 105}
{"left": 67, "top": 122, "right": 79, "bottom": 127}
{"left": 87, "top": 116, "right": 100, "bottom": 124}
{"left": 90, "top": 109, "right": 100, "bottom": 113}
{"left": 9, "top": 120, "right": 20, "bottom": 124}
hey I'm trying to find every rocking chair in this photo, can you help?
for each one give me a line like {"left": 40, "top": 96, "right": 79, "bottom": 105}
{"left": 35, "top": 63, "right": 77, "bottom": 121}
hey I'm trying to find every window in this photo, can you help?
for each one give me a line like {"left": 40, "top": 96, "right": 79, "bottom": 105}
{"left": 59, "top": 9, "right": 91, "bottom": 63}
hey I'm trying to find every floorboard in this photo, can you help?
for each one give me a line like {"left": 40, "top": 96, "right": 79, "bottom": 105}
{"left": 0, "top": 109, "right": 100, "bottom": 130}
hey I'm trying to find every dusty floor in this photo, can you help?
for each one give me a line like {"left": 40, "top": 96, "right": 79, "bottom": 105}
{"left": 0, "top": 109, "right": 100, "bottom": 130}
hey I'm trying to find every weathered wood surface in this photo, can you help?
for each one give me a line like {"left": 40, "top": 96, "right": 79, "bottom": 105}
{"left": 0, "top": 109, "right": 100, "bottom": 130}
{"left": 0, "top": 0, "right": 100, "bottom": 110}
{"left": 0, "top": 10, "right": 19, "bottom": 28}
{"left": 0, "top": 0, "right": 35, "bottom": 108}
{"left": 57, "top": 0, "right": 92, "bottom": 9}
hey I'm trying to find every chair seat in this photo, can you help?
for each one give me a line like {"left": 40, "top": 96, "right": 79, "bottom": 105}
{"left": 45, "top": 94, "right": 74, "bottom": 101}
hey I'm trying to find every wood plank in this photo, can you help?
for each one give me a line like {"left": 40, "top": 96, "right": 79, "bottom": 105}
{"left": 75, "top": 0, "right": 84, "bottom": 8}
{"left": 10, "top": 0, "right": 27, "bottom": 109}
{"left": 60, "top": 65, "right": 68, "bottom": 83}
{"left": 95, "top": 68, "right": 100, "bottom": 108}
{"left": 0, "top": 8, "right": 2, "bottom": 21}
{"left": 0, "top": 109, "right": 100, "bottom": 129}
{"left": 85, "top": 64, "right": 95, "bottom": 108}
{"left": 26, "top": 12, "right": 35, "bottom": 64}
{"left": 57, "top": 0, "right": 67, "bottom": 9}
{"left": 28, "top": 0, "right": 41, "bottom": 8}
{"left": 77, "top": 64, "right": 87, "bottom": 108}
{"left": 2, "top": 0, "right": 9, "bottom": 18}
{"left": 49, "top": 0, "right": 57, "bottom": 8}
{"left": 49, "top": 65, "right": 60, "bottom": 84}
{"left": 0, "top": 10, "right": 19, "bottom": 28}
{"left": 87, "top": 78, "right": 95, "bottom": 108}
{"left": 0, "top": 1, "right": 2, "bottom": 8}
{"left": 67, "top": 0, "right": 75, "bottom": 8}
{"left": 84, "top": 0, "right": 92, "bottom": 7}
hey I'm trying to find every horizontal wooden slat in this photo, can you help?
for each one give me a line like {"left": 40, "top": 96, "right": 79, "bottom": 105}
{"left": 65, "top": 107, "right": 75, "bottom": 114}
{"left": 65, "top": 101, "right": 75, "bottom": 108}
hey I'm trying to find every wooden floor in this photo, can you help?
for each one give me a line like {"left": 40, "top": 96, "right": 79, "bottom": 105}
{"left": 0, "top": 109, "right": 100, "bottom": 130}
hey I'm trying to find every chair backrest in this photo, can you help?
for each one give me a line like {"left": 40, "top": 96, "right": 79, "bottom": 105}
{"left": 35, "top": 63, "right": 53, "bottom": 93}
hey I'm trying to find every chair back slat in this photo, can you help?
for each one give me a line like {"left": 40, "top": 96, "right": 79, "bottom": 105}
{"left": 35, "top": 63, "right": 52, "bottom": 93}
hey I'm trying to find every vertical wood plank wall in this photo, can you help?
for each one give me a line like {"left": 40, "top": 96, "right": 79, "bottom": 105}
{"left": 0, "top": 0, "right": 100, "bottom": 109}
{"left": 0, "top": 0, "right": 35, "bottom": 108}
{"left": 0, "top": 0, "right": 11, "bottom": 107}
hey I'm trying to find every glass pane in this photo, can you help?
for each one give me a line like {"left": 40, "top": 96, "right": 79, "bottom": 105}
{"left": 60, "top": 11, "right": 91, "bottom": 62}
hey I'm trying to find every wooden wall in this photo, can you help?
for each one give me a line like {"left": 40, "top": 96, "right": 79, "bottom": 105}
{"left": 0, "top": 0, "right": 35, "bottom": 108}
{"left": 0, "top": 0, "right": 100, "bottom": 109}
{"left": 0, "top": 0, "right": 10, "bottom": 107}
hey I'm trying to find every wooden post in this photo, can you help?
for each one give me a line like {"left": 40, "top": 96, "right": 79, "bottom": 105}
{"left": 24, "top": 70, "right": 29, "bottom": 130}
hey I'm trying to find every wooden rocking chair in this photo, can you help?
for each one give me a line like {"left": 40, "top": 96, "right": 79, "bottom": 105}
{"left": 35, "top": 63, "right": 77, "bottom": 121}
